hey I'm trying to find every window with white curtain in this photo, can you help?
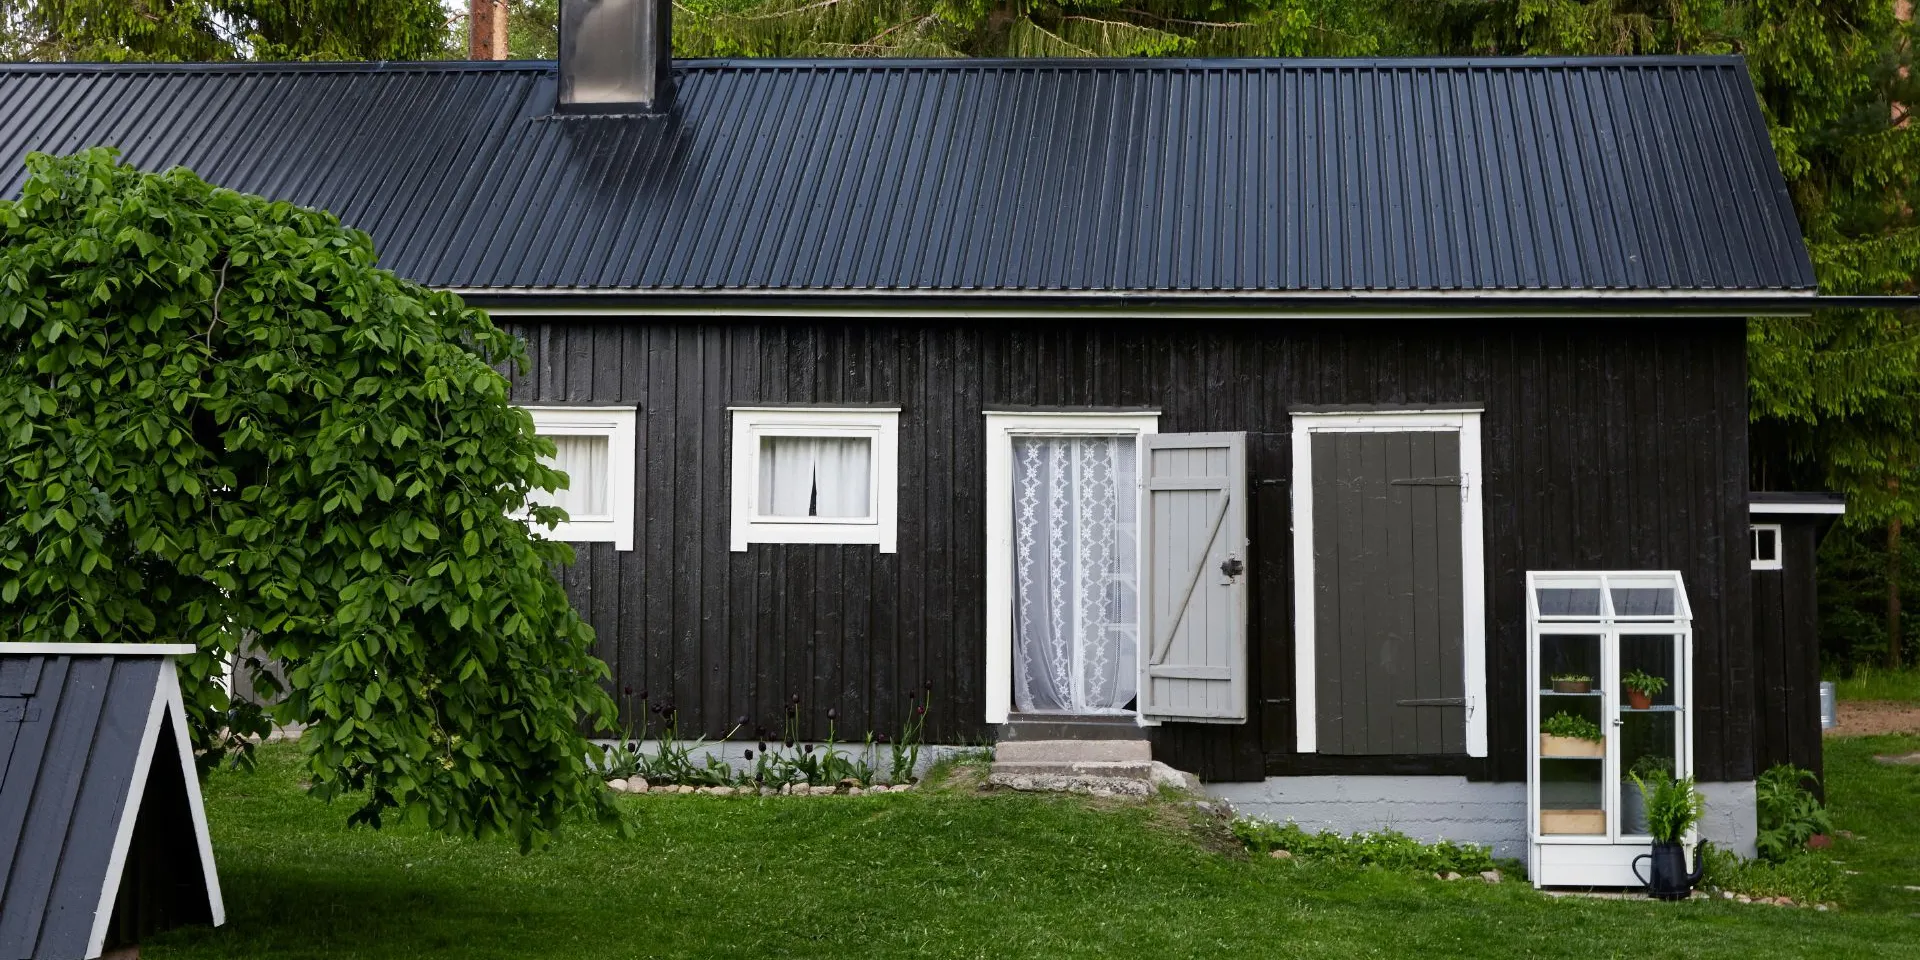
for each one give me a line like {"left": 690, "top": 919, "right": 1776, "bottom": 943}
{"left": 520, "top": 406, "right": 637, "bottom": 550}
{"left": 730, "top": 407, "right": 899, "bottom": 552}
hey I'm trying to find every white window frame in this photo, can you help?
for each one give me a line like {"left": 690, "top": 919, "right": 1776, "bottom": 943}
{"left": 729, "top": 407, "right": 900, "bottom": 552}
{"left": 982, "top": 410, "right": 1160, "bottom": 725}
{"left": 521, "top": 405, "right": 637, "bottom": 551}
{"left": 1289, "top": 408, "right": 1488, "bottom": 757}
{"left": 1750, "top": 523, "right": 1784, "bottom": 571}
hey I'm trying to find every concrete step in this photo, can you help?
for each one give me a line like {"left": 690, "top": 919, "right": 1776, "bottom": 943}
{"left": 999, "top": 716, "right": 1143, "bottom": 741}
{"left": 988, "top": 771, "right": 1154, "bottom": 798}
{"left": 994, "top": 739, "right": 1152, "bottom": 763}
{"left": 988, "top": 760, "right": 1156, "bottom": 779}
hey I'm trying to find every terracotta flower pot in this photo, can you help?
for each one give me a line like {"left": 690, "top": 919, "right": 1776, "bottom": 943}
{"left": 1627, "top": 689, "right": 1654, "bottom": 710}
{"left": 1552, "top": 679, "right": 1593, "bottom": 694}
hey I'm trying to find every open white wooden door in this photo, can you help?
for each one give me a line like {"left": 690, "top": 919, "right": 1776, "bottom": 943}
{"left": 1140, "top": 432, "right": 1248, "bottom": 723}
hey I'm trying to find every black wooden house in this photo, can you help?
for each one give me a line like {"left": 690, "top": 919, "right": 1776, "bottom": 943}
{"left": 0, "top": 0, "right": 1835, "bottom": 883}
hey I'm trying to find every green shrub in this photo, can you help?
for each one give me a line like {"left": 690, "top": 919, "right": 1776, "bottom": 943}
{"left": 1755, "top": 764, "right": 1834, "bottom": 862}
{"left": 1701, "top": 845, "right": 1846, "bottom": 905}
{"left": 1232, "top": 818, "right": 1499, "bottom": 876}
{"left": 1540, "top": 711, "right": 1604, "bottom": 741}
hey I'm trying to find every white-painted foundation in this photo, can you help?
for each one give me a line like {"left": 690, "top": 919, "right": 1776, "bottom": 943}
{"left": 1208, "top": 776, "right": 1758, "bottom": 864}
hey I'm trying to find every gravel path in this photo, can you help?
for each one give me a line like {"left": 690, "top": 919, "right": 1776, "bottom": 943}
{"left": 1828, "top": 700, "right": 1920, "bottom": 737}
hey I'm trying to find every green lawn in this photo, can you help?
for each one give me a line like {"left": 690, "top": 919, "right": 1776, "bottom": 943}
{"left": 1830, "top": 666, "right": 1920, "bottom": 702}
{"left": 150, "top": 739, "right": 1920, "bottom": 960}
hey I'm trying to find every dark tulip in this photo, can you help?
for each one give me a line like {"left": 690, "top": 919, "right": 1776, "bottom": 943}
{"left": 907, "top": 690, "right": 917, "bottom": 700}
{"left": 638, "top": 689, "right": 649, "bottom": 700}
{"left": 877, "top": 733, "right": 890, "bottom": 744}
{"left": 649, "top": 704, "right": 660, "bottom": 714}
{"left": 827, "top": 709, "right": 838, "bottom": 721}
{"left": 792, "top": 693, "right": 802, "bottom": 704}
{"left": 744, "top": 749, "right": 754, "bottom": 761}
{"left": 758, "top": 742, "right": 767, "bottom": 752}
{"left": 924, "top": 680, "right": 934, "bottom": 691}
{"left": 736, "top": 715, "right": 749, "bottom": 727}
{"left": 916, "top": 705, "right": 926, "bottom": 715}
{"left": 802, "top": 744, "right": 813, "bottom": 754}
{"left": 784, "top": 740, "right": 794, "bottom": 748}
{"left": 623, "top": 685, "right": 633, "bottom": 696}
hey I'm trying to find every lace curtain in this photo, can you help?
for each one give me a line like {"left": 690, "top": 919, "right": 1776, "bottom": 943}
{"left": 758, "top": 437, "right": 872, "bottom": 518}
{"left": 530, "top": 434, "right": 610, "bottom": 519}
{"left": 1012, "top": 436, "right": 1140, "bottom": 714}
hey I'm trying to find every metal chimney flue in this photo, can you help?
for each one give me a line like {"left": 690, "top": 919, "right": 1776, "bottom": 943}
{"left": 558, "top": 0, "right": 673, "bottom": 114}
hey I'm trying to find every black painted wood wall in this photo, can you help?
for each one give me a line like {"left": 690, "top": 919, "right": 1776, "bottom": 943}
{"left": 504, "top": 317, "right": 1754, "bottom": 784}
{"left": 1750, "top": 518, "right": 1830, "bottom": 785}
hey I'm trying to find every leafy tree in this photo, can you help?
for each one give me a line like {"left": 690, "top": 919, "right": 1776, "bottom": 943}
{"left": 672, "top": 0, "right": 1393, "bottom": 57}
{"left": 0, "top": 148, "right": 619, "bottom": 849}
{"left": 490, "top": 0, "right": 1388, "bottom": 58}
{"left": 0, "top": 0, "right": 455, "bottom": 61}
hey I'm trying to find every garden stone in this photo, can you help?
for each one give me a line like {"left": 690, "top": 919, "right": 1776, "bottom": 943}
{"left": 836, "top": 778, "right": 859, "bottom": 794}
{"left": 1268, "top": 850, "right": 1292, "bottom": 860}
{"left": 606, "top": 779, "right": 628, "bottom": 792}
{"left": 626, "top": 777, "right": 648, "bottom": 793}
{"left": 1443, "top": 872, "right": 1462, "bottom": 881}
{"left": 713, "top": 786, "right": 734, "bottom": 796}
{"left": 1480, "top": 870, "right": 1502, "bottom": 883}
{"left": 848, "top": 786, "right": 864, "bottom": 796}
{"left": 677, "top": 785, "right": 695, "bottom": 794}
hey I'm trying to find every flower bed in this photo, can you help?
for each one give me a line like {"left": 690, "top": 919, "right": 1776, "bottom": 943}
{"left": 599, "top": 687, "right": 934, "bottom": 795}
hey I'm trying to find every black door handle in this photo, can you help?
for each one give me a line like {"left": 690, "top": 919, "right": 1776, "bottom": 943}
{"left": 1219, "top": 557, "right": 1245, "bottom": 578}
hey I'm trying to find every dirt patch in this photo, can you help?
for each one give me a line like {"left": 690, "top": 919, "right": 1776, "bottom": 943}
{"left": 1828, "top": 700, "right": 1920, "bottom": 737}
{"left": 1875, "top": 752, "right": 1920, "bottom": 766}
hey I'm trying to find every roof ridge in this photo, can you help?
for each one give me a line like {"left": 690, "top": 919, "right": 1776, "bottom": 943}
{"left": 0, "top": 54, "right": 1748, "bottom": 76}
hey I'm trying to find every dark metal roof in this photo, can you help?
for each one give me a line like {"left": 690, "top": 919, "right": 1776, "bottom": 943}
{"left": 1748, "top": 491, "right": 1847, "bottom": 514}
{"left": 0, "top": 649, "right": 217, "bottom": 959}
{"left": 0, "top": 57, "right": 1816, "bottom": 303}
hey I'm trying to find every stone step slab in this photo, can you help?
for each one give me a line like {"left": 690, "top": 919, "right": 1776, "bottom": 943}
{"left": 993, "top": 739, "right": 1152, "bottom": 763}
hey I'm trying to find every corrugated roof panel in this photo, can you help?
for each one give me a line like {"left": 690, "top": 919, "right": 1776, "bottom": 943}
{"left": 0, "top": 57, "right": 1816, "bottom": 297}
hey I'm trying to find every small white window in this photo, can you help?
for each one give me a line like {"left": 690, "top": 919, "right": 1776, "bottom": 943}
{"left": 1751, "top": 523, "right": 1783, "bottom": 570}
{"left": 521, "top": 406, "right": 637, "bottom": 550}
{"left": 730, "top": 407, "right": 899, "bottom": 552}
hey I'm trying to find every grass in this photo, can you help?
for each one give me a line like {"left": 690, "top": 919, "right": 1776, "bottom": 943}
{"left": 1829, "top": 666, "right": 1920, "bottom": 702}
{"left": 1824, "top": 735, "right": 1920, "bottom": 914}
{"left": 147, "top": 739, "right": 1920, "bottom": 960}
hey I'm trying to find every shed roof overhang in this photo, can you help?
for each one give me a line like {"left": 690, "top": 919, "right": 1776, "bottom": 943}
{"left": 460, "top": 288, "right": 1821, "bottom": 318}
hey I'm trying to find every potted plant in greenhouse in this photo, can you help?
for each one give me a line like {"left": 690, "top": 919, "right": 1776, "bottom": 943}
{"left": 1628, "top": 772, "right": 1707, "bottom": 900}
{"left": 1550, "top": 673, "right": 1594, "bottom": 694}
{"left": 1622, "top": 670, "right": 1668, "bottom": 710}
{"left": 1622, "top": 755, "right": 1673, "bottom": 833}
{"left": 1539, "top": 711, "right": 1605, "bottom": 758}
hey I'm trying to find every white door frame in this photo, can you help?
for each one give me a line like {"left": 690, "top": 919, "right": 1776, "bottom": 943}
{"left": 1289, "top": 408, "right": 1488, "bottom": 757}
{"left": 983, "top": 410, "right": 1161, "bottom": 725}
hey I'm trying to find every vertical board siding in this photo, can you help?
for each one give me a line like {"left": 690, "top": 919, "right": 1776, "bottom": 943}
{"left": 506, "top": 317, "right": 1752, "bottom": 783}
{"left": 1750, "top": 520, "right": 1826, "bottom": 785}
